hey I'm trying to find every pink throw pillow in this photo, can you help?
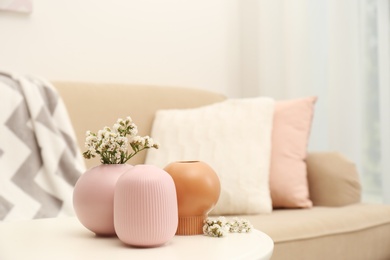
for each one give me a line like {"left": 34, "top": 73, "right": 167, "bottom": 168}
{"left": 270, "top": 96, "right": 317, "bottom": 208}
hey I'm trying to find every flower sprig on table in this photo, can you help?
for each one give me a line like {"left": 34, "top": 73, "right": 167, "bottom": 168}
{"left": 203, "top": 217, "right": 253, "bottom": 238}
{"left": 83, "top": 116, "right": 159, "bottom": 164}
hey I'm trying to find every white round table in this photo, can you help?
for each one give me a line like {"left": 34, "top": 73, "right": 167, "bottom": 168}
{"left": 0, "top": 217, "right": 273, "bottom": 260}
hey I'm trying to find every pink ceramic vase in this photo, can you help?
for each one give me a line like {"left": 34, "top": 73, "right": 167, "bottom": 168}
{"left": 114, "top": 165, "right": 178, "bottom": 247}
{"left": 73, "top": 164, "right": 132, "bottom": 236}
{"left": 164, "top": 161, "right": 220, "bottom": 235}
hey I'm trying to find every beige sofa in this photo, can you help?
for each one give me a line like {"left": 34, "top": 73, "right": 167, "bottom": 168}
{"left": 55, "top": 82, "right": 390, "bottom": 260}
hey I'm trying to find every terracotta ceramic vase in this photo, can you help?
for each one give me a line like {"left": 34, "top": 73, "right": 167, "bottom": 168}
{"left": 73, "top": 164, "right": 132, "bottom": 236}
{"left": 164, "top": 161, "right": 221, "bottom": 235}
{"left": 114, "top": 165, "right": 178, "bottom": 247}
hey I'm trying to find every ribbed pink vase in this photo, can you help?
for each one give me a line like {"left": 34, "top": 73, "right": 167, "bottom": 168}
{"left": 114, "top": 165, "right": 178, "bottom": 247}
{"left": 73, "top": 164, "right": 132, "bottom": 236}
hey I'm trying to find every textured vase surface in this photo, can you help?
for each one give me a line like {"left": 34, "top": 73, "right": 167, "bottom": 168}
{"left": 114, "top": 164, "right": 178, "bottom": 247}
{"left": 73, "top": 164, "right": 132, "bottom": 236}
{"left": 164, "top": 161, "right": 221, "bottom": 235}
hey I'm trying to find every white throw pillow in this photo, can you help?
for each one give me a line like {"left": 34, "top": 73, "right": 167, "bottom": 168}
{"left": 145, "top": 97, "right": 275, "bottom": 215}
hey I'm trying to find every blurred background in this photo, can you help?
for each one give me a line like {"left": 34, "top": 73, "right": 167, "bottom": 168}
{"left": 1, "top": 0, "right": 389, "bottom": 204}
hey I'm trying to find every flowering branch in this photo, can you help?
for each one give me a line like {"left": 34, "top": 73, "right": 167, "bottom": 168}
{"left": 203, "top": 217, "right": 253, "bottom": 238}
{"left": 83, "top": 116, "right": 159, "bottom": 164}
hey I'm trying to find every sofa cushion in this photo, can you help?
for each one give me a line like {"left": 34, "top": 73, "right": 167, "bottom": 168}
{"left": 306, "top": 152, "right": 361, "bottom": 206}
{"left": 145, "top": 97, "right": 275, "bottom": 215}
{"left": 270, "top": 96, "right": 317, "bottom": 209}
{"left": 241, "top": 204, "right": 390, "bottom": 260}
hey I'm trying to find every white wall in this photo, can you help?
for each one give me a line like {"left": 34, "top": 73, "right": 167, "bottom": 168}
{"left": 0, "top": 0, "right": 241, "bottom": 97}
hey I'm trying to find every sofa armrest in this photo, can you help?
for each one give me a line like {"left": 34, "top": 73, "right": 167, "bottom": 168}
{"left": 306, "top": 152, "right": 361, "bottom": 207}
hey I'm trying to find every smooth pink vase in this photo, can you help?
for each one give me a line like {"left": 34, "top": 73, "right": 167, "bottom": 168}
{"left": 114, "top": 165, "right": 178, "bottom": 247}
{"left": 73, "top": 164, "right": 132, "bottom": 236}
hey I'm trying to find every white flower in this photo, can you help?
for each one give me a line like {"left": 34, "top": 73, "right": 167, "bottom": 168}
{"left": 129, "top": 123, "right": 138, "bottom": 136}
{"left": 143, "top": 136, "right": 159, "bottom": 149}
{"left": 132, "top": 136, "right": 145, "bottom": 146}
{"left": 113, "top": 123, "right": 121, "bottom": 131}
{"left": 228, "top": 218, "right": 253, "bottom": 233}
{"left": 86, "top": 135, "right": 97, "bottom": 142}
{"left": 203, "top": 217, "right": 253, "bottom": 238}
{"left": 97, "top": 129, "right": 105, "bottom": 139}
{"left": 124, "top": 116, "right": 132, "bottom": 124}
{"left": 203, "top": 217, "right": 228, "bottom": 237}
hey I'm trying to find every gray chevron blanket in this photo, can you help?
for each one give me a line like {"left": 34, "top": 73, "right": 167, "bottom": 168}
{"left": 0, "top": 72, "right": 85, "bottom": 221}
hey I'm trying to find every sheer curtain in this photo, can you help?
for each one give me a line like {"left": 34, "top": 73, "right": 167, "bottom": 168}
{"left": 377, "top": 0, "right": 390, "bottom": 203}
{"left": 241, "top": 0, "right": 390, "bottom": 203}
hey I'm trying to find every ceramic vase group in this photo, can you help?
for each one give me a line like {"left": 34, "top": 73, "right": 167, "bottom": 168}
{"left": 73, "top": 164, "right": 178, "bottom": 247}
{"left": 73, "top": 161, "right": 220, "bottom": 246}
